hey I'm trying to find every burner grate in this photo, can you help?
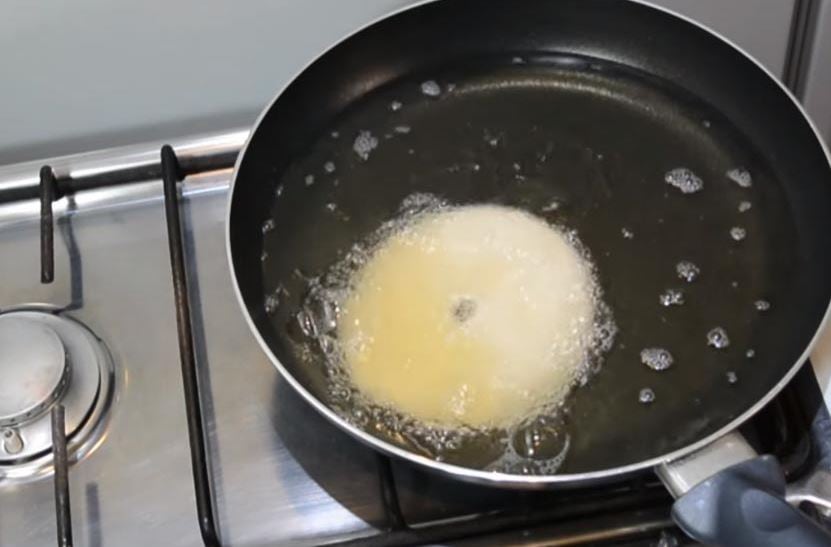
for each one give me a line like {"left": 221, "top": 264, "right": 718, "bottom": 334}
{"left": 161, "top": 144, "right": 221, "bottom": 546}
{"left": 51, "top": 405, "right": 72, "bottom": 547}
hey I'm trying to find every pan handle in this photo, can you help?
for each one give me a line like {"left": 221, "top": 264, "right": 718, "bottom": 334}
{"left": 656, "top": 431, "right": 831, "bottom": 546}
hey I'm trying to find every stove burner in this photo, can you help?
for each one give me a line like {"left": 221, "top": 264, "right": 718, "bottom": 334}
{"left": 0, "top": 317, "right": 70, "bottom": 427}
{"left": 0, "top": 310, "right": 114, "bottom": 476}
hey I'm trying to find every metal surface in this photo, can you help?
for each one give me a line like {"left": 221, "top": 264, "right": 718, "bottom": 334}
{"left": 802, "top": 0, "right": 831, "bottom": 144}
{"left": 0, "top": 168, "right": 388, "bottom": 546}
{"left": 0, "top": 316, "right": 68, "bottom": 426}
{"left": 333, "top": 492, "right": 675, "bottom": 547}
{"left": 783, "top": 0, "right": 821, "bottom": 98}
{"left": 448, "top": 508, "right": 674, "bottom": 547}
{"left": 3, "top": 429, "right": 23, "bottom": 455}
{"left": 0, "top": 128, "right": 248, "bottom": 202}
{"left": 0, "top": 311, "right": 109, "bottom": 469}
{"left": 787, "top": 401, "right": 831, "bottom": 514}
{"left": 789, "top": 469, "right": 831, "bottom": 514}
{"left": 227, "top": 0, "right": 831, "bottom": 488}
{"left": 656, "top": 431, "right": 757, "bottom": 498}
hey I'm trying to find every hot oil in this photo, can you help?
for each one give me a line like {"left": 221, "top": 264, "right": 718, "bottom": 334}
{"left": 261, "top": 53, "right": 801, "bottom": 473}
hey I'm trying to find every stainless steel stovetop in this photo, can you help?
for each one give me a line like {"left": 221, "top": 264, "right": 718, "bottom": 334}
{"left": 0, "top": 130, "right": 828, "bottom": 547}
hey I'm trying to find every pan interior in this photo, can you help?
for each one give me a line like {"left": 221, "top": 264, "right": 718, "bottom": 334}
{"left": 257, "top": 55, "right": 807, "bottom": 474}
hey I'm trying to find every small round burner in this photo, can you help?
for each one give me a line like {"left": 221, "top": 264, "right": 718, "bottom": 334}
{"left": 0, "top": 309, "right": 114, "bottom": 476}
{"left": 0, "top": 317, "right": 70, "bottom": 427}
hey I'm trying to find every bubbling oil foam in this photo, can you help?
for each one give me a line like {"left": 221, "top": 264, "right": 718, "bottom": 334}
{"left": 290, "top": 194, "right": 616, "bottom": 474}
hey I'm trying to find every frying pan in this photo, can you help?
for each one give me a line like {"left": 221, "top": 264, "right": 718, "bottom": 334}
{"left": 226, "top": 0, "right": 831, "bottom": 544}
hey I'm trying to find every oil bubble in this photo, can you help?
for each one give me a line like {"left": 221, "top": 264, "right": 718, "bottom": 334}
{"left": 676, "top": 261, "right": 700, "bottom": 282}
{"left": 656, "top": 531, "right": 680, "bottom": 547}
{"left": 754, "top": 300, "right": 771, "bottom": 312}
{"left": 420, "top": 80, "right": 441, "bottom": 97}
{"left": 659, "top": 289, "right": 684, "bottom": 307}
{"left": 707, "top": 327, "right": 730, "bottom": 349}
{"left": 730, "top": 227, "right": 746, "bottom": 241}
{"left": 541, "top": 200, "right": 560, "bottom": 213}
{"left": 264, "top": 286, "right": 288, "bottom": 315}
{"left": 510, "top": 415, "right": 570, "bottom": 460}
{"left": 727, "top": 168, "right": 752, "bottom": 188}
{"left": 665, "top": 168, "right": 703, "bottom": 194}
{"left": 353, "top": 131, "right": 378, "bottom": 161}
{"left": 640, "top": 348, "right": 673, "bottom": 371}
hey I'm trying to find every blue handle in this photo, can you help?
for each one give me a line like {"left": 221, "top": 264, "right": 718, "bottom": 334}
{"left": 672, "top": 455, "right": 831, "bottom": 546}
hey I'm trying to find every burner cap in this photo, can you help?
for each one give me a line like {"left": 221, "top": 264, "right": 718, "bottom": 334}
{"left": 0, "top": 310, "right": 112, "bottom": 471}
{"left": 0, "top": 317, "right": 69, "bottom": 427}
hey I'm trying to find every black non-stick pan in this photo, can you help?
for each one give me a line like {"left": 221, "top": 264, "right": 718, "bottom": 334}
{"left": 227, "top": 0, "right": 831, "bottom": 544}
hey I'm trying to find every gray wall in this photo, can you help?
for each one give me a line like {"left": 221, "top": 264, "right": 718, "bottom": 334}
{"left": 654, "top": 0, "right": 794, "bottom": 78}
{"left": 0, "top": 0, "right": 803, "bottom": 164}
{"left": 0, "top": 0, "right": 413, "bottom": 164}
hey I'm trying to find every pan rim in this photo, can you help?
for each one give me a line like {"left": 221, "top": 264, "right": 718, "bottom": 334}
{"left": 225, "top": 0, "right": 831, "bottom": 487}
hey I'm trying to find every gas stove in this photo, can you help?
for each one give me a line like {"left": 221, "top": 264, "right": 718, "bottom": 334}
{"left": 0, "top": 130, "right": 829, "bottom": 546}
